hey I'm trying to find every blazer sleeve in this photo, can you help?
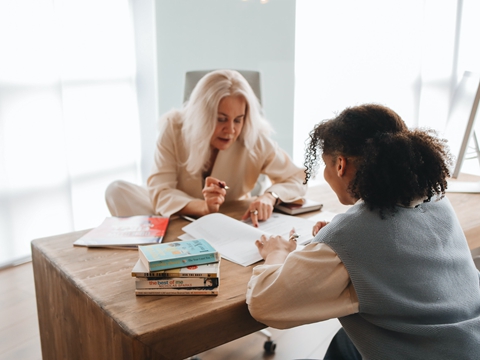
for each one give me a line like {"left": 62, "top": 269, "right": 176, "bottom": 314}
{"left": 259, "top": 136, "right": 307, "bottom": 203}
{"left": 147, "top": 112, "right": 195, "bottom": 217}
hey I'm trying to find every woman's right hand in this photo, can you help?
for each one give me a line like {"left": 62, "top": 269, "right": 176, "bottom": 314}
{"left": 202, "top": 176, "right": 227, "bottom": 214}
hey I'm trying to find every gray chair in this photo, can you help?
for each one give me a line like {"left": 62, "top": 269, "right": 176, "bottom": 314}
{"left": 184, "top": 69, "right": 270, "bottom": 198}
{"left": 184, "top": 69, "right": 262, "bottom": 104}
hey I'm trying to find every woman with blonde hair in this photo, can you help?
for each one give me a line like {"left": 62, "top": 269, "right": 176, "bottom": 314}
{"left": 106, "top": 70, "right": 306, "bottom": 225}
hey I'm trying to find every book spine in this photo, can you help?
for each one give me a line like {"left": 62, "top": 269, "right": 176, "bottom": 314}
{"left": 135, "top": 288, "right": 218, "bottom": 296}
{"left": 135, "top": 278, "right": 218, "bottom": 289}
{"left": 133, "top": 272, "right": 218, "bottom": 278}
{"left": 148, "top": 253, "right": 219, "bottom": 272}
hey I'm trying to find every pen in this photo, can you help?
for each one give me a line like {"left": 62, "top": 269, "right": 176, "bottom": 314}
{"left": 180, "top": 215, "right": 196, "bottom": 222}
{"left": 289, "top": 231, "right": 299, "bottom": 242}
{"left": 218, "top": 182, "right": 229, "bottom": 190}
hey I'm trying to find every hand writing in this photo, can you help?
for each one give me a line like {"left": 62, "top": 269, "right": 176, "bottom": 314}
{"left": 202, "top": 177, "right": 227, "bottom": 214}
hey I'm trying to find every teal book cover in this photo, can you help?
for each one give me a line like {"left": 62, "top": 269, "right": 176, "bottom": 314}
{"left": 138, "top": 239, "right": 219, "bottom": 271}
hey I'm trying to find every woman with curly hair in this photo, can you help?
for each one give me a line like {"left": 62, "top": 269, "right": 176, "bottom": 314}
{"left": 246, "top": 104, "right": 480, "bottom": 359}
{"left": 105, "top": 70, "right": 306, "bottom": 225}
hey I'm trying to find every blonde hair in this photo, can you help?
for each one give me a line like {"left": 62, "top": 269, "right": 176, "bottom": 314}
{"left": 181, "top": 69, "right": 272, "bottom": 175}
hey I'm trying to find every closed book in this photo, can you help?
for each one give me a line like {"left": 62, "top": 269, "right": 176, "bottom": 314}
{"left": 73, "top": 216, "right": 169, "bottom": 248}
{"left": 138, "top": 239, "right": 219, "bottom": 272}
{"left": 131, "top": 258, "right": 220, "bottom": 278}
{"left": 135, "top": 287, "right": 219, "bottom": 296}
{"left": 135, "top": 277, "right": 219, "bottom": 289}
{"left": 274, "top": 199, "right": 323, "bottom": 215}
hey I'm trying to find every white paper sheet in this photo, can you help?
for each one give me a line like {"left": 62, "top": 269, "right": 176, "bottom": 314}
{"left": 181, "top": 213, "right": 317, "bottom": 266}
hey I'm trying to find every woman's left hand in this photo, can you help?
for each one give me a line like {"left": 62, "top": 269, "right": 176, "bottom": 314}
{"left": 241, "top": 193, "right": 276, "bottom": 227}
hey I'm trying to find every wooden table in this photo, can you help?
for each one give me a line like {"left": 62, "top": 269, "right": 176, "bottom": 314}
{"left": 32, "top": 200, "right": 266, "bottom": 360}
{"left": 31, "top": 182, "right": 480, "bottom": 360}
{"left": 446, "top": 174, "right": 480, "bottom": 250}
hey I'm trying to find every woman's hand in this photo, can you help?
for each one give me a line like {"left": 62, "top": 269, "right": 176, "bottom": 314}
{"left": 312, "top": 220, "right": 329, "bottom": 236}
{"left": 241, "top": 193, "right": 276, "bottom": 227}
{"left": 254, "top": 228, "right": 297, "bottom": 265}
{"left": 202, "top": 177, "right": 227, "bottom": 214}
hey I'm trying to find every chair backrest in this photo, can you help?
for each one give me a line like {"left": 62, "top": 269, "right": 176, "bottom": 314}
{"left": 183, "top": 70, "right": 262, "bottom": 104}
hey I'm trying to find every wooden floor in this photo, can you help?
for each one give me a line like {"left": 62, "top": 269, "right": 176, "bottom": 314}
{"left": 0, "top": 261, "right": 340, "bottom": 360}
{"left": 0, "top": 262, "right": 42, "bottom": 360}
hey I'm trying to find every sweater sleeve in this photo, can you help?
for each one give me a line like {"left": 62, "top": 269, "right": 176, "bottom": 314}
{"left": 246, "top": 242, "right": 358, "bottom": 329}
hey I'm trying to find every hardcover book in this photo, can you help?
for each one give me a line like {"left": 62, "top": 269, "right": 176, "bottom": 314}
{"left": 138, "top": 239, "right": 219, "bottom": 272}
{"left": 274, "top": 198, "right": 323, "bottom": 215}
{"left": 73, "top": 216, "right": 169, "bottom": 248}
{"left": 131, "top": 258, "right": 220, "bottom": 278}
{"left": 135, "top": 277, "right": 219, "bottom": 289}
{"left": 135, "top": 287, "right": 219, "bottom": 296}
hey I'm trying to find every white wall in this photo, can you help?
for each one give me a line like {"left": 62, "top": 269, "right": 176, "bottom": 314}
{"left": 141, "top": 0, "right": 480, "bottom": 183}
{"left": 131, "top": 0, "right": 159, "bottom": 182}
{"left": 294, "top": 0, "right": 480, "bottom": 178}
{"left": 153, "top": 0, "right": 296, "bottom": 169}
{"left": 294, "top": 0, "right": 426, "bottom": 167}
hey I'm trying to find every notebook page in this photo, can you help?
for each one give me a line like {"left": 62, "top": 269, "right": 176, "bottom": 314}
{"left": 253, "top": 213, "right": 315, "bottom": 245}
{"left": 182, "top": 213, "right": 266, "bottom": 266}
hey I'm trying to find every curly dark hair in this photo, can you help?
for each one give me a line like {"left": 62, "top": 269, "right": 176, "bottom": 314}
{"left": 304, "top": 104, "right": 453, "bottom": 215}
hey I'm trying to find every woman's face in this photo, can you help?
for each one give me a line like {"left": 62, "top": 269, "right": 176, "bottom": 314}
{"left": 210, "top": 95, "right": 246, "bottom": 151}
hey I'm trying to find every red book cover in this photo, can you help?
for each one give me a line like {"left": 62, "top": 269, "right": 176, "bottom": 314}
{"left": 73, "top": 216, "right": 169, "bottom": 248}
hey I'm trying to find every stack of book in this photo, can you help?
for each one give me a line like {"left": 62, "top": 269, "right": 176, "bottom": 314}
{"left": 134, "top": 238, "right": 220, "bottom": 296}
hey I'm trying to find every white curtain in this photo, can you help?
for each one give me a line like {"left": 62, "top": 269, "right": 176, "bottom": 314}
{"left": 294, "top": 0, "right": 480, "bottom": 178}
{"left": 0, "top": 0, "right": 141, "bottom": 267}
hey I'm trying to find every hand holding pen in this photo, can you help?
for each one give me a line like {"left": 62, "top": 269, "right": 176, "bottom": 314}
{"left": 202, "top": 176, "right": 228, "bottom": 214}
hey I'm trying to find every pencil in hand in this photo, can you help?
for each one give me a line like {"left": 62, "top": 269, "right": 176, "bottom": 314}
{"left": 218, "top": 182, "right": 229, "bottom": 190}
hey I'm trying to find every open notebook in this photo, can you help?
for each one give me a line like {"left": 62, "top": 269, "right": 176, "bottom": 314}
{"left": 180, "top": 212, "right": 322, "bottom": 266}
